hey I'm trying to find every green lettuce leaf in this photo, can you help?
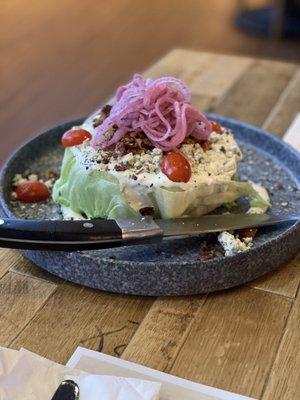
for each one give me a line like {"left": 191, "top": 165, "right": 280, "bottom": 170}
{"left": 52, "top": 148, "right": 139, "bottom": 219}
{"left": 53, "top": 149, "right": 270, "bottom": 220}
{"left": 152, "top": 180, "right": 270, "bottom": 219}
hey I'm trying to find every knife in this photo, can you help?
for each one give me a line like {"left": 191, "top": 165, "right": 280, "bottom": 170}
{"left": 0, "top": 214, "right": 298, "bottom": 252}
{"left": 51, "top": 380, "right": 79, "bottom": 400}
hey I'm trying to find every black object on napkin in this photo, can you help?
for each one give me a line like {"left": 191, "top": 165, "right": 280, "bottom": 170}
{"left": 51, "top": 380, "right": 79, "bottom": 400}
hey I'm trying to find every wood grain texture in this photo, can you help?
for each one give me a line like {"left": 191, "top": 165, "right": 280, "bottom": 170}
{"left": 186, "top": 54, "right": 252, "bottom": 99}
{"left": 263, "top": 296, "right": 300, "bottom": 400}
{"left": 122, "top": 296, "right": 206, "bottom": 371}
{"left": 0, "top": 272, "right": 57, "bottom": 347}
{"left": 0, "top": 249, "right": 16, "bottom": 279}
{"left": 8, "top": 251, "right": 63, "bottom": 284}
{"left": 263, "top": 70, "right": 300, "bottom": 137}
{"left": 1, "top": 248, "right": 62, "bottom": 284}
{"left": 144, "top": 49, "right": 214, "bottom": 81}
{"left": 10, "top": 283, "right": 153, "bottom": 364}
{"left": 214, "top": 60, "right": 298, "bottom": 126}
{"left": 250, "top": 253, "right": 300, "bottom": 298}
{"left": 169, "top": 287, "right": 291, "bottom": 398}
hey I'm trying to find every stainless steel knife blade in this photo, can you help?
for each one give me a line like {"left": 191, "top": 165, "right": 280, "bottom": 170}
{"left": 51, "top": 380, "right": 79, "bottom": 400}
{"left": 155, "top": 213, "right": 299, "bottom": 238}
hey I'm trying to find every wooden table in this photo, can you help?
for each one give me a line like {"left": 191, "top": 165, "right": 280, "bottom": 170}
{"left": 0, "top": 50, "right": 299, "bottom": 399}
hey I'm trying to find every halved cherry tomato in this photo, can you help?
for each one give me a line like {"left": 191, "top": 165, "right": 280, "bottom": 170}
{"left": 161, "top": 151, "right": 191, "bottom": 183}
{"left": 61, "top": 128, "right": 92, "bottom": 147}
{"left": 211, "top": 120, "right": 222, "bottom": 134}
{"left": 16, "top": 181, "right": 50, "bottom": 203}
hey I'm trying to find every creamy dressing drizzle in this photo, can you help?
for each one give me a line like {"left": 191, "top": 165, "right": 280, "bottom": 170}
{"left": 71, "top": 129, "right": 242, "bottom": 196}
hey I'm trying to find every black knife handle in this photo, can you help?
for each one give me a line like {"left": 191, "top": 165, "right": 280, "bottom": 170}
{"left": 0, "top": 218, "right": 123, "bottom": 251}
{"left": 0, "top": 217, "right": 163, "bottom": 251}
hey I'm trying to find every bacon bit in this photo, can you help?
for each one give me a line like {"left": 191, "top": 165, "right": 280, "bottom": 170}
{"left": 237, "top": 228, "right": 258, "bottom": 240}
{"left": 102, "top": 104, "right": 112, "bottom": 117}
{"left": 45, "top": 170, "right": 58, "bottom": 181}
{"left": 198, "top": 241, "right": 214, "bottom": 261}
{"left": 103, "top": 126, "right": 116, "bottom": 141}
{"left": 92, "top": 105, "right": 113, "bottom": 128}
{"left": 211, "top": 121, "right": 222, "bottom": 134}
{"left": 101, "top": 156, "right": 110, "bottom": 164}
{"left": 114, "top": 163, "right": 128, "bottom": 172}
{"left": 139, "top": 207, "right": 155, "bottom": 216}
{"left": 123, "top": 131, "right": 154, "bottom": 152}
{"left": 200, "top": 140, "right": 211, "bottom": 152}
{"left": 92, "top": 116, "right": 104, "bottom": 128}
{"left": 104, "top": 131, "right": 155, "bottom": 159}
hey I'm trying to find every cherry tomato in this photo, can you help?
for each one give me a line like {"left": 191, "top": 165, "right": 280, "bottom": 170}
{"left": 161, "top": 151, "right": 191, "bottom": 183}
{"left": 16, "top": 181, "right": 50, "bottom": 203}
{"left": 61, "top": 128, "right": 92, "bottom": 147}
{"left": 211, "top": 120, "right": 222, "bottom": 134}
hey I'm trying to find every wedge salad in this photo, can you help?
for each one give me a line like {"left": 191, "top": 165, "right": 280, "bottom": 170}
{"left": 52, "top": 74, "right": 270, "bottom": 221}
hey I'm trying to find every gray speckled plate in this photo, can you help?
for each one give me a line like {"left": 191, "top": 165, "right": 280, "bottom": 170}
{"left": 0, "top": 114, "right": 299, "bottom": 296}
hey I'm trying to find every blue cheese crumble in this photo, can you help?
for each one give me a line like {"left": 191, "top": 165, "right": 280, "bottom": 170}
{"left": 218, "top": 231, "right": 253, "bottom": 256}
{"left": 71, "top": 127, "right": 242, "bottom": 192}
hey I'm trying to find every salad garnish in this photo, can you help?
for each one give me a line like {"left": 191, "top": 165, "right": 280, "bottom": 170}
{"left": 91, "top": 74, "right": 212, "bottom": 151}
{"left": 62, "top": 128, "right": 92, "bottom": 147}
{"left": 15, "top": 181, "right": 50, "bottom": 203}
{"left": 160, "top": 151, "right": 191, "bottom": 183}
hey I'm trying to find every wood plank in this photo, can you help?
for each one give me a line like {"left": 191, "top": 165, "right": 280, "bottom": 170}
{"left": 214, "top": 60, "right": 297, "bottom": 126}
{"left": 263, "top": 70, "right": 300, "bottom": 137}
{"left": 10, "top": 283, "right": 153, "bottom": 364}
{"left": 122, "top": 296, "right": 206, "bottom": 371}
{"left": 7, "top": 250, "right": 63, "bottom": 284}
{"left": 169, "top": 287, "right": 291, "bottom": 398}
{"left": 0, "top": 249, "right": 61, "bottom": 284}
{"left": 0, "top": 272, "right": 57, "bottom": 347}
{"left": 0, "top": 249, "right": 15, "bottom": 279}
{"left": 144, "top": 49, "right": 214, "bottom": 81}
{"left": 263, "top": 296, "right": 300, "bottom": 400}
{"left": 190, "top": 93, "right": 215, "bottom": 113}
{"left": 250, "top": 253, "right": 300, "bottom": 298}
{"left": 188, "top": 54, "right": 252, "bottom": 99}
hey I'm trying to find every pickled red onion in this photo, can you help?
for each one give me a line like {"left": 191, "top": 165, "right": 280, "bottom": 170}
{"left": 91, "top": 74, "right": 212, "bottom": 151}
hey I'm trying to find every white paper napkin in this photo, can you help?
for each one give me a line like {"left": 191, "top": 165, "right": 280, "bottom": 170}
{"left": 74, "top": 374, "right": 161, "bottom": 400}
{"left": 0, "top": 347, "right": 161, "bottom": 400}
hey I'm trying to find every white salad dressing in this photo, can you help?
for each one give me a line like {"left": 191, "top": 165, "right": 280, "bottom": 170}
{"left": 71, "top": 128, "right": 242, "bottom": 196}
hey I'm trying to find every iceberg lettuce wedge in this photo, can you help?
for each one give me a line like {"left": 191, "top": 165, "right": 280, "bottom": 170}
{"left": 53, "top": 149, "right": 270, "bottom": 220}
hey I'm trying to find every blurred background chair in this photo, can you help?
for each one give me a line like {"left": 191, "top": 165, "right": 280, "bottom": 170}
{"left": 236, "top": 0, "right": 300, "bottom": 37}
